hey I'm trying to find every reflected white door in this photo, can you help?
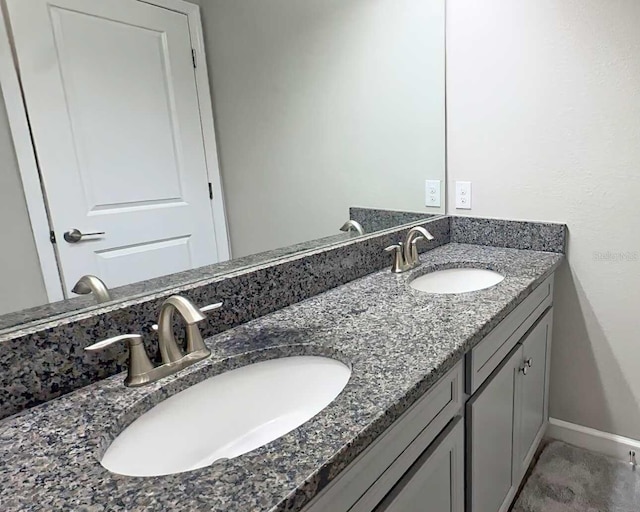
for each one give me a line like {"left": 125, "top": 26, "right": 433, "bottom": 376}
{"left": 5, "top": 0, "right": 228, "bottom": 294}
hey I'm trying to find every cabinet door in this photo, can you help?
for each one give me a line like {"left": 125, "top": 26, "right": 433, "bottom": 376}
{"left": 513, "top": 308, "right": 553, "bottom": 481}
{"left": 374, "top": 417, "right": 464, "bottom": 512}
{"left": 467, "top": 345, "right": 522, "bottom": 512}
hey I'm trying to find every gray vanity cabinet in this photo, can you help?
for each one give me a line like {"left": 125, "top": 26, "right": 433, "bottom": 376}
{"left": 468, "top": 307, "right": 553, "bottom": 512}
{"left": 304, "top": 363, "right": 464, "bottom": 512}
{"left": 512, "top": 309, "right": 553, "bottom": 483}
{"left": 467, "top": 346, "right": 522, "bottom": 512}
{"left": 305, "top": 276, "right": 555, "bottom": 512}
{"left": 374, "top": 417, "right": 464, "bottom": 512}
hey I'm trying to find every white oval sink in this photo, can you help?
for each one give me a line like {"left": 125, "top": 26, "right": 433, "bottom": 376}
{"left": 410, "top": 268, "right": 504, "bottom": 294}
{"left": 101, "top": 356, "right": 351, "bottom": 477}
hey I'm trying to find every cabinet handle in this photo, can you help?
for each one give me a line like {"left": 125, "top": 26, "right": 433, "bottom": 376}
{"left": 519, "top": 358, "right": 533, "bottom": 375}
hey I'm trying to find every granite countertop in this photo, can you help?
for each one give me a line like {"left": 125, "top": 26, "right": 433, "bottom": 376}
{"left": 0, "top": 243, "right": 563, "bottom": 511}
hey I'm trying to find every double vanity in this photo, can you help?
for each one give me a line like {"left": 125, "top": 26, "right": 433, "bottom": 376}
{"left": 0, "top": 1, "right": 569, "bottom": 510}
{"left": 0, "top": 217, "right": 565, "bottom": 512}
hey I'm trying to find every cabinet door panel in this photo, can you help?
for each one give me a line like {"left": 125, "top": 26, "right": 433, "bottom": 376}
{"left": 375, "top": 417, "right": 464, "bottom": 512}
{"left": 467, "top": 346, "right": 522, "bottom": 512}
{"left": 308, "top": 363, "right": 464, "bottom": 512}
{"left": 514, "top": 308, "right": 553, "bottom": 480}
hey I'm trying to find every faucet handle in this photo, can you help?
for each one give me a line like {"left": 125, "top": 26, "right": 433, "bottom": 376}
{"left": 85, "top": 333, "right": 142, "bottom": 351}
{"left": 85, "top": 334, "right": 154, "bottom": 387}
{"left": 385, "top": 244, "right": 406, "bottom": 273}
{"left": 181, "top": 301, "right": 221, "bottom": 355}
{"left": 200, "top": 301, "right": 223, "bottom": 313}
{"left": 185, "top": 301, "right": 221, "bottom": 355}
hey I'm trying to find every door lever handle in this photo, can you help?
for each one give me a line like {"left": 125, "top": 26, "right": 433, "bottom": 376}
{"left": 64, "top": 228, "right": 106, "bottom": 243}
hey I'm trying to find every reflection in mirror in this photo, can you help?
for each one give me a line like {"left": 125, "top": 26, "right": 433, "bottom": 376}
{"left": 0, "top": 0, "right": 445, "bottom": 330}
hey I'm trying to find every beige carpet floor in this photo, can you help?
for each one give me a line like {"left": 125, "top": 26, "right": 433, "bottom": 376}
{"left": 512, "top": 441, "right": 640, "bottom": 512}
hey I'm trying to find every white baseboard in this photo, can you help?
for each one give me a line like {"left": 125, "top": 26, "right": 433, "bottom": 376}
{"left": 547, "top": 418, "right": 640, "bottom": 463}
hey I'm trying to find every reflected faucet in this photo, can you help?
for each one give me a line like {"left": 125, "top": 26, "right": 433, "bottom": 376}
{"left": 340, "top": 220, "right": 365, "bottom": 236}
{"left": 72, "top": 275, "right": 111, "bottom": 303}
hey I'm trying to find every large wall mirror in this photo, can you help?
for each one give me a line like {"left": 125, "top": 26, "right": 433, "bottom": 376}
{"left": 0, "top": 0, "right": 445, "bottom": 330}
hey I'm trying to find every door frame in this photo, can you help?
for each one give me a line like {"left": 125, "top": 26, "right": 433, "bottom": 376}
{"left": 0, "top": 0, "right": 231, "bottom": 302}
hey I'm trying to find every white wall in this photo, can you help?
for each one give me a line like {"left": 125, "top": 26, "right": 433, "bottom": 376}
{"left": 193, "top": 0, "right": 445, "bottom": 258}
{"left": 0, "top": 86, "right": 47, "bottom": 314}
{"left": 447, "top": 0, "right": 640, "bottom": 439}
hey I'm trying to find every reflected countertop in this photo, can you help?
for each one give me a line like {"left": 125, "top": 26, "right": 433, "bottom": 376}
{"left": 0, "top": 231, "right": 360, "bottom": 335}
{"left": 0, "top": 243, "right": 563, "bottom": 512}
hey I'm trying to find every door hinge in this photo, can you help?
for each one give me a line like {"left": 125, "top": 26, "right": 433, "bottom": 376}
{"left": 49, "top": 230, "right": 56, "bottom": 244}
{"left": 208, "top": 182, "right": 213, "bottom": 200}
{"left": 191, "top": 48, "right": 197, "bottom": 69}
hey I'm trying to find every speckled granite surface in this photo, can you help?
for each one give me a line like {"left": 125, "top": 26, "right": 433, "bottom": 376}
{"left": 0, "top": 232, "right": 361, "bottom": 334}
{"left": 0, "top": 212, "right": 437, "bottom": 334}
{"left": 349, "top": 207, "right": 435, "bottom": 232}
{"left": 451, "top": 216, "right": 567, "bottom": 253}
{"left": 0, "top": 243, "right": 563, "bottom": 512}
{"left": 0, "top": 215, "right": 561, "bottom": 336}
{"left": 0, "top": 217, "right": 450, "bottom": 420}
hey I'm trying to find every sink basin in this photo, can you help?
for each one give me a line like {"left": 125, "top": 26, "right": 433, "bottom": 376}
{"left": 409, "top": 268, "right": 504, "bottom": 294}
{"left": 101, "top": 356, "right": 351, "bottom": 477}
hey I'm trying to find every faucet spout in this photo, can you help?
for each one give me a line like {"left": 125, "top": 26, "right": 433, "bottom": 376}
{"left": 72, "top": 275, "right": 111, "bottom": 303}
{"left": 157, "top": 296, "right": 207, "bottom": 364}
{"left": 383, "top": 225, "right": 436, "bottom": 273}
{"left": 340, "top": 220, "right": 365, "bottom": 236}
{"left": 403, "top": 226, "right": 434, "bottom": 268}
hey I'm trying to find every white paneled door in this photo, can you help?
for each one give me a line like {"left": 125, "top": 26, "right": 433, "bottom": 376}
{"left": 5, "top": 0, "right": 228, "bottom": 295}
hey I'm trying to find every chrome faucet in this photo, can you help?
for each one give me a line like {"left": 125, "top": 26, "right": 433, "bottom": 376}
{"left": 84, "top": 296, "right": 222, "bottom": 387}
{"left": 385, "top": 226, "right": 435, "bottom": 273}
{"left": 72, "top": 275, "right": 111, "bottom": 303}
{"left": 340, "top": 220, "right": 365, "bottom": 236}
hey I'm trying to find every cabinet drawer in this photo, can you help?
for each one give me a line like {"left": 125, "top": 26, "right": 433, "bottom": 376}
{"left": 304, "top": 362, "right": 464, "bottom": 512}
{"left": 466, "top": 275, "right": 554, "bottom": 394}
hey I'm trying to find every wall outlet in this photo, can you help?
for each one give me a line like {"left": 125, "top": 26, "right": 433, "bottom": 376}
{"left": 455, "top": 181, "right": 472, "bottom": 209}
{"left": 425, "top": 180, "right": 441, "bottom": 207}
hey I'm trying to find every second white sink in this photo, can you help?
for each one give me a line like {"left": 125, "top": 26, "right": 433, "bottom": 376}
{"left": 101, "top": 355, "right": 351, "bottom": 477}
{"left": 410, "top": 268, "right": 504, "bottom": 294}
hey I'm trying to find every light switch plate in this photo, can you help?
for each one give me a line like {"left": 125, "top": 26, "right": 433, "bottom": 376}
{"left": 425, "top": 180, "right": 441, "bottom": 207}
{"left": 455, "top": 181, "right": 472, "bottom": 209}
